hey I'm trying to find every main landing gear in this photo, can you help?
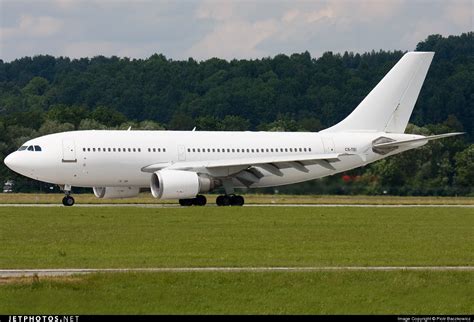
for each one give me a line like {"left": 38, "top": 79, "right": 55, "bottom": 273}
{"left": 179, "top": 194, "right": 207, "bottom": 206}
{"left": 61, "top": 184, "right": 75, "bottom": 206}
{"left": 216, "top": 194, "right": 244, "bottom": 206}
{"left": 62, "top": 195, "right": 75, "bottom": 206}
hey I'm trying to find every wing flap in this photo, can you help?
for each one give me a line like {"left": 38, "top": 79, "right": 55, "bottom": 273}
{"left": 141, "top": 153, "right": 342, "bottom": 174}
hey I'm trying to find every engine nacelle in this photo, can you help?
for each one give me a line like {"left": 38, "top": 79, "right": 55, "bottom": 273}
{"left": 93, "top": 186, "right": 140, "bottom": 199}
{"left": 150, "top": 170, "right": 218, "bottom": 199}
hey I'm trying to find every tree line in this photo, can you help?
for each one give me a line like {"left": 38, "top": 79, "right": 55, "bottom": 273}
{"left": 0, "top": 32, "right": 472, "bottom": 195}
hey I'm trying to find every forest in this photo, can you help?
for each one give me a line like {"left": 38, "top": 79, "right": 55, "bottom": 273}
{"left": 0, "top": 32, "right": 472, "bottom": 195}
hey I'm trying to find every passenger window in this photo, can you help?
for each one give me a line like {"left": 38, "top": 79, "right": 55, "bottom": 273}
{"left": 98, "top": 148, "right": 101, "bottom": 152}
{"left": 108, "top": 148, "right": 111, "bottom": 152}
{"left": 138, "top": 148, "right": 141, "bottom": 152}
{"left": 163, "top": 148, "right": 166, "bottom": 152}
{"left": 113, "top": 148, "right": 116, "bottom": 152}
{"left": 309, "top": 148, "right": 312, "bottom": 152}
{"left": 88, "top": 148, "right": 91, "bottom": 152}
{"left": 83, "top": 148, "right": 86, "bottom": 152}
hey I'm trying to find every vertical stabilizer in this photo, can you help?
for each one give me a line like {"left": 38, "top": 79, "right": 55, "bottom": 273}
{"left": 322, "top": 52, "right": 434, "bottom": 133}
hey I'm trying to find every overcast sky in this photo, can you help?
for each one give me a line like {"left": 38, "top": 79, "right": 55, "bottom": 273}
{"left": 0, "top": 0, "right": 472, "bottom": 62}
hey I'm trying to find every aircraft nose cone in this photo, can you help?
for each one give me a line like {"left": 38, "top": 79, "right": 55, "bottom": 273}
{"left": 4, "top": 152, "right": 15, "bottom": 170}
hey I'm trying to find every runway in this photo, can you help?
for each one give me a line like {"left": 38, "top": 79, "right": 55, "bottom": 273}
{"left": 1, "top": 266, "right": 473, "bottom": 277}
{"left": 0, "top": 203, "right": 473, "bottom": 208}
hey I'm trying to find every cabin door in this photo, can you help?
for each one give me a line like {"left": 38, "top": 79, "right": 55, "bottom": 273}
{"left": 62, "top": 139, "right": 77, "bottom": 162}
{"left": 322, "top": 138, "right": 336, "bottom": 153}
{"left": 178, "top": 145, "right": 186, "bottom": 161}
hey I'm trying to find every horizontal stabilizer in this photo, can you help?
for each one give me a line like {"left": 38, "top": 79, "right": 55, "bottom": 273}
{"left": 373, "top": 132, "right": 464, "bottom": 149}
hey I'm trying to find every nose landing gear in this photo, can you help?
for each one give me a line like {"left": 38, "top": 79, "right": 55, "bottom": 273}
{"left": 62, "top": 195, "right": 75, "bottom": 206}
{"left": 61, "top": 184, "right": 75, "bottom": 206}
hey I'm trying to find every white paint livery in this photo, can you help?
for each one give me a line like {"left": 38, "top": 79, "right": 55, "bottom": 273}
{"left": 3, "top": 52, "right": 463, "bottom": 206}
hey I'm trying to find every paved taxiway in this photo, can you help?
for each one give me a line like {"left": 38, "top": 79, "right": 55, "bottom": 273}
{"left": 1, "top": 267, "right": 473, "bottom": 278}
{"left": 0, "top": 204, "right": 473, "bottom": 208}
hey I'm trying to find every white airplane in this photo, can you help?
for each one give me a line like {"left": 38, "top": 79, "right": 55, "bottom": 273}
{"left": 4, "top": 52, "right": 462, "bottom": 206}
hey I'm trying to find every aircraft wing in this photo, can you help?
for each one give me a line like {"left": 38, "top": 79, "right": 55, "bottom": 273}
{"left": 141, "top": 153, "right": 345, "bottom": 177}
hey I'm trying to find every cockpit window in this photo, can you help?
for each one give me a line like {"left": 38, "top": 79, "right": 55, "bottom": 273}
{"left": 34, "top": 145, "right": 42, "bottom": 151}
{"left": 27, "top": 146, "right": 34, "bottom": 151}
{"left": 18, "top": 146, "right": 28, "bottom": 151}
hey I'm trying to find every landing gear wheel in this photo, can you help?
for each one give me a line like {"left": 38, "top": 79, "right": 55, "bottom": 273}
{"left": 231, "top": 195, "right": 244, "bottom": 206}
{"left": 179, "top": 195, "right": 207, "bottom": 206}
{"left": 216, "top": 195, "right": 244, "bottom": 206}
{"left": 194, "top": 195, "right": 207, "bottom": 206}
{"left": 62, "top": 195, "right": 75, "bottom": 207}
{"left": 179, "top": 199, "right": 194, "bottom": 206}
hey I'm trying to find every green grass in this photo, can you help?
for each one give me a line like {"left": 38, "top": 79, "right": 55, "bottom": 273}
{"left": 1, "top": 193, "right": 473, "bottom": 205}
{"left": 0, "top": 206, "right": 472, "bottom": 314}
{"left": 1, "top": 271, "right": 472, "bottom": 314}
{"left": 0, "top": 206, "right": 472, "bottom": 268}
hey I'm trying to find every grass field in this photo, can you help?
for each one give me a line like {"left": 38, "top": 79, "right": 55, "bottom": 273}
{"left": 0, "top": 206, "right": 472, "bottom": 314}
{"left": 1, "top": 206, "right": 473, "bottom": 268}
{"left": 1, "top": 271, "right": 472, "bottom": 314}
{"left": 1, "top": 192, "right": 473, "bottom": 205}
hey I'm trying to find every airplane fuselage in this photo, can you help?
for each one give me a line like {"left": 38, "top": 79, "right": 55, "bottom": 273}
{"left": 5, "top": 52, "right": 459, "bottom": 206}
{"left": 5, "top": 130, "right": 424, "bottom": 188}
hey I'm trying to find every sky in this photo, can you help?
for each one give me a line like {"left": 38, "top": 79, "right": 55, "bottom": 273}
{"left": 0, "top": 0, "right": 472, "bottom": 62}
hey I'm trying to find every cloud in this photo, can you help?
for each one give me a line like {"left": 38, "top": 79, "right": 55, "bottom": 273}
{"left": 61, "top": 40, "right": 165, "bottom": 59}
{"left": 1, "top": 14, "right": 63, "bottom": 40}
{"left": 0, "top": 0, "right": 471, "bottom": 62}
{"left": 444, "top": 1, "right": 473, "bottom": 28}
{"left": 188, "top": 19, "right": 278, "bottom": 60}
{"left": 195, "top": 0, "right": 236, "bottom": 21}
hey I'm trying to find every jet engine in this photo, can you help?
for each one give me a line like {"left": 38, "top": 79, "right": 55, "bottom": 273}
{"left": 150, "top": 170, "right": 218, "bottom": 199}
{"left": 93, "top": 186, "right": 140, "bottom": 199}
